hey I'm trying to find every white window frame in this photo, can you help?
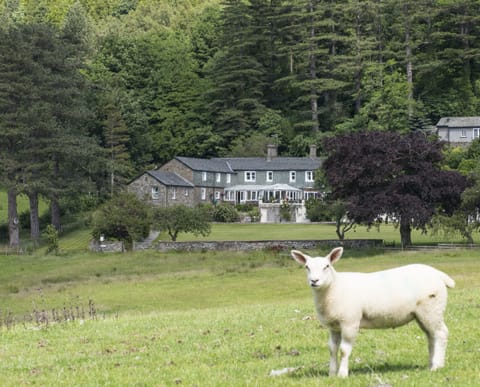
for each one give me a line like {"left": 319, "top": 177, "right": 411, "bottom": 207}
{"left": 215, "top": 191, "right": 221, "bottom": 200}
{"left": 289, "top": 171, "right": 296, "bottom": 183}
{"left": 202, "top": 171, "right": 207, "bottom": 181}
{"left": 473, "top": 128, "right": 480, "bottom": 139}
{"left": 151, "top": 186, "right": 160, "bottom": 200}
{"left": 244, "top": 171, "right": 256, "bottom": 182}
{"left": 461, "top": 129, "right": 467, "bottom": 138}
{"left": 172, "top": 187, "right": 176, "bottom": 200}
{"left": 201, "top": 188, "right": 206, "bottom": 200}
{"left": 226, "top": 173, "right": 231, "bottom": 184}
{"left": 266, "top": 171, "right": 273, "bottom": 182}
{"left": 216, "top": 173, "right": 221, "bottom": 183}
{"left": 305, "top": 171, "right": 314, "bottom": 183}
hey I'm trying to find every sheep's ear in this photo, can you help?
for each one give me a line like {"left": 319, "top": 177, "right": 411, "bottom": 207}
{"left": 327, "top": 247, "right": 343, "bottom": 264}
{"left": 291, "top": 250, "right": 308, "bottom": 265}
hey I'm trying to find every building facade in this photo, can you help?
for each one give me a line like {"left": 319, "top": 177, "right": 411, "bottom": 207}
{"left": 436, "top": 117, "right": 480, "bottom": 145}
{"left": 128, "top": 145, "right": 322, "bottom": 208}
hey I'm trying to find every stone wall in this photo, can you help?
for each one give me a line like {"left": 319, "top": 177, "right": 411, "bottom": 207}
{"left": 90, "top": 240, "right": 125, "bottom": 253}
{"left": 153, "top": 239, "right": 383, "bottom": 252}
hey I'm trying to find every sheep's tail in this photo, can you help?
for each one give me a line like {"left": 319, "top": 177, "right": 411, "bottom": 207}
{"left": 441, "top": 272, "right": 455, "bottom": 289}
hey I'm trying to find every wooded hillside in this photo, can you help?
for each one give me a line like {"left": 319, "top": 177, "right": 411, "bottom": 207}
{"left": 1, "top": 0, "right": 480, "bottom": 242}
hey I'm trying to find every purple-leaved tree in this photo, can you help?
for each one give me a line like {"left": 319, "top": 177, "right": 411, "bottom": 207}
{"left": 322, "top": 131, "right": 467, "bottom": 246}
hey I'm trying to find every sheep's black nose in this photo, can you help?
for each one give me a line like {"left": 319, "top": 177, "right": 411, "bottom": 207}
{"left": 310, "top": 279, "right": 319, "bottom": 286}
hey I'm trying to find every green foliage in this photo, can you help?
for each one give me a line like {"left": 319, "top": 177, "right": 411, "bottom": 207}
{"left": 433, "top": 139, "right": 480, "bottom": 243}
{"left": 91, "top": 192, "right": 151, "bottom": 247}
{"left": 153, "top": 205, "right": 211, "bottom": 241}
{"left": 44, "top": 224, "right": 59, "bottom": 254}
{"left": 211, "top": 203, "right": 239, "bottom": 223}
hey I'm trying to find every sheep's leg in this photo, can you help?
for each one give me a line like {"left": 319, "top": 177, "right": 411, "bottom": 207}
{"left": 429, "top": 322, "right": 449, "bottom": 370}
{"left": 337, "top": 327, "right": 357, "bottom": 378}
{"left": 328, "top": 330, "right": 341, "bottom": 376}
{"left": 415, "top": 302, "right": 449, "bottom": 371}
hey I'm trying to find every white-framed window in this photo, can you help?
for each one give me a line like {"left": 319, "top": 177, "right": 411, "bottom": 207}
{"left": 184, "top": 189, "right": 189, "bottom": 196}
{"left": 225, "top": 191, "right": 234, "bottom": 201}
{"left": 215, "top": 191, "right": 221, "bottom": 200}
{"left": 474, "top": 128, "right": 480, "bottom": 139}
{"left": 266, "top": 171, "right": 273, "bottom": 182}
{"left": 171, "top": 187, "right": 176, "bottom": 200}
{"left": 239, "top": 191, "right": 246, "bottom": 202}
{"left": 305, "top": 171, "right": 314, "bottom": 182}
{"left": 151, "top": 186, "right": 159, "bottom": 199}
{"left": 216, "top": 173, "right": 221, "bottom": 183}
{"left": 202, "top": 171, "right": 207, "bottom": 181}
{"left": 245, "top": 171, "right": 256, "bottom": 182}
{"left": 461, "top": 129, "right": 467, "bottom": 138}
{"left": 226, "top": 173, "right": 231, "bottom": 184}
{"left": 249, "top": 191, "right": 257, "bottom": 201}
{"left": 289, "top": 171, "right": 296, "bottom": 183}
{"left": 201, "top": 188, "right": 206, "bottom": 200}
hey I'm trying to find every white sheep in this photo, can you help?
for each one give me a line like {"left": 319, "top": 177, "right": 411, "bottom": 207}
{"left": 291, "top": 247, "right": 455, "bottom": 378}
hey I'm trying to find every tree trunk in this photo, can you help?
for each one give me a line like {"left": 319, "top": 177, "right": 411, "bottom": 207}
{"left": 8, "top": 188, "right": 20, "bottom": 247}
{"left": 308, "top": 0, "right": 319, "bottom": 133}
{"left": 400, "top": 217, "right": 412, "bottom": 247}
{"left": 403, "top": 3, "right": 414, "bottom": 119}
{"left": 28, "top": 191, "right": 41, "bottom": 241}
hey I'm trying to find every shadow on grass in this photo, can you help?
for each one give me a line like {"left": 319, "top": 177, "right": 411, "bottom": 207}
{"left": 290, "top": 362, "right": 422, "bottom": 379}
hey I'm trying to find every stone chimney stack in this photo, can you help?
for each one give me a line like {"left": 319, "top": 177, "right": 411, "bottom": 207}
{"left": 309, "top": 144, "right": 317, "bottom": 159}
{"left": 267, "top": 144, "right": 278, "bottom": 161}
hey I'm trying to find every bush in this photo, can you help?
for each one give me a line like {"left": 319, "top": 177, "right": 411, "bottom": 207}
{"left": 212, "top": 204, "right": 240, "bottom": 222}
{"left": 44, "top": 224, "right": 59, "bottom": 254}
{"left": 92, "top": 192, "right": 151, "bottom": 248}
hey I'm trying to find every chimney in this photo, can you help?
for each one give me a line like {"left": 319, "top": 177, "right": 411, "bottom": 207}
{"left": 267, "top": 144, "right": 278, "bottom": 161}
{"left": 309, "top": 144, "right": 317, "bottom": 159}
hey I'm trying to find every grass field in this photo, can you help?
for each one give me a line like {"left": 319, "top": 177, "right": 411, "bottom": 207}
{"left": 0, "top": 247, "right": 478, "bottom": 385}
{"left": 50, "top": 221, "right": 479, "bottom": 255}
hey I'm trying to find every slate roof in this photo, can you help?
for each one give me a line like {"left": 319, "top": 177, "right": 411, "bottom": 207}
{"left": 436, "top": 117, "right": 480, "bottom": 128}
{"left": 147, "top": 170, "right": 194, "bottom": 187}
{"left": 175, "top": 157, "right": 234, "bottom": 173}
{"left": 175, "top": 156, "right": 321, "bottom": 173}
{"left": 219, "top": 157, "right": 322, "bottom": 171}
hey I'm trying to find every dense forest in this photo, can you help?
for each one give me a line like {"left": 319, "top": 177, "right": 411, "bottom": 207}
{"left": 1, "top": 0, "right": 480, "bottom": 244}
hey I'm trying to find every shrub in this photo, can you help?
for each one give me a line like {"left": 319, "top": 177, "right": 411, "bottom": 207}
{"left": 44, "top": 224, "right": 59, "bottom": 254}
{"left": 212, "top": 204, "right": 240, "bottom": 222}
{"left": 92, "top": 192, "right": 151, "bottom": 248}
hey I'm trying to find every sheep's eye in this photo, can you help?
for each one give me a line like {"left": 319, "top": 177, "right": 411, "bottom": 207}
{"left": 305, "top": 265, "right": 310, "bottom": 272}
{"left": 323, "top": 264, "right": 330, "bottom": 271}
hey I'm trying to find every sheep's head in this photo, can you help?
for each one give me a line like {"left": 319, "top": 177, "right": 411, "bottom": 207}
{"left": 291, "top": 247, "right": 343, "bottom": 289}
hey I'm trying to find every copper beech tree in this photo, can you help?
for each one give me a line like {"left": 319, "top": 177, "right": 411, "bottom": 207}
{"left": 322, "top": 131, "right": 467, "bottom": 246}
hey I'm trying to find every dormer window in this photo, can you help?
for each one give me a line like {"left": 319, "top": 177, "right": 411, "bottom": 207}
{"left": 216, "top": 173, "right": 221, "bottom": 183}
{"left": 202, "top": 171, "right": 207, "bottom": 181}
{"left": 245, "top": 171, "right": 256, "bottom": 182}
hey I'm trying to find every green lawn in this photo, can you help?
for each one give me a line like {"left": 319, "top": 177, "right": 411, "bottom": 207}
{"left": 0, "top": 248, "right": 478, "bottom": 385}
{"left": 58, "top": 222, "right": 476, "bottom": 254}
